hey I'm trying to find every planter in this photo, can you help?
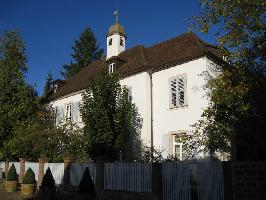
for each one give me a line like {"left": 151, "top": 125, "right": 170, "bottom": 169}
{"left": 21, "top": 183, "right": 35, "bottom": 195}
{"left": 5, "top": 180, "right": 18, "bottom": 192}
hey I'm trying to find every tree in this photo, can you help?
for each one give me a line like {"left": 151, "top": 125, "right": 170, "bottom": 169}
{"left": 81, "top": 72, "right": 135, "bottom": 160}
{"left": 43, "top": 71, "right": 53, "bottom": 96}
{"left": 61, "top": 28, "right": 104, "bottom": 79}
{"left": 191, "top": 0, "right": 266, "bottom": 160}
{"left": 0, "top": 31, "right": 40, "bottom": 159}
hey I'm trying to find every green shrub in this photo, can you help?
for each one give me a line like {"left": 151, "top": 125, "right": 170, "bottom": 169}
{"left": 79, "top": 167, "right": 95, "bottom": 194}
{"left": 41, "top": 167, "right": 55, "bottom": 187}
{"left": 7, "top": 164, "right": 18, "bottom": 181}
{"left": 22, "top": 168, "right": 36, "bottom": 184}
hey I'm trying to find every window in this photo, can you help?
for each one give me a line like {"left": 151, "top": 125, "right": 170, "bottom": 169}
{"left": 66, "top": 104, "right": 72, "bottom": 122}
{"left": 109, "top": 63, "right": 115, "bottom": 74}
{"left": 169, "top": 74, "right": 187, "bottom": 108}
{"left": 172, "top": 134, "right": 187, "bottom": 161}
{"left": 120, "top": 37, "right": 124, "bottom": 47}
{"left": 54, "top": 84, "right": 58, "bottom": 93}
{"left": 109, "top": 38, "right": 112, "bottom": 46}
{"left": 126, "top": 86, "right": 132, "bottom": 102}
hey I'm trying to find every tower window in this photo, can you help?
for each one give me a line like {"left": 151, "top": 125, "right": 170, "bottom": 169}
{"left": 109, "top": 63, "right": 115, "bottom": 74}
{"left": 109, "top": 38, "right": 112, "bottom": 46}
{"left": 120, "top": 37, "right": 124, "bottom": 47}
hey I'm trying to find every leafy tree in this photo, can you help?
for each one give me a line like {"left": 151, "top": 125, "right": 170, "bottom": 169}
{"left": 0, "top": 31, "right": 40, "bottom": 159}
{"left": 43, "top": 71, "right": 53, "bottom": 96}
{"left": 191, "top": 0, "right": 266, "bottom": 160}
{"left": 81, "top": 72, "right": 135, "bottom": 160}
{"left": 61, "top": 28, "right": 104, "bottom": 79}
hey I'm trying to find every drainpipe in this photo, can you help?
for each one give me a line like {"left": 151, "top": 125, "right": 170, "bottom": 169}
{"left": 149, "top": 68, "right": 154, "bottom": 159}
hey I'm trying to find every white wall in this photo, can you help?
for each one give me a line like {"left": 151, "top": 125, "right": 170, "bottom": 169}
{"left": 152, "top": 57, "right": 210, "bottom": 157}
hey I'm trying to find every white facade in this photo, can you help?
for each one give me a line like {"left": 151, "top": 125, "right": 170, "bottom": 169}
{"left": 51, "top": 56, "right": 217, "bottom": 159}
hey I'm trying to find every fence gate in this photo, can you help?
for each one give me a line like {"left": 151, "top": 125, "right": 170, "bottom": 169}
{"left": 162, "top": 162, "right": 191, "bottom": 200}
{"left": 197, "top": 161, "right": 224, "bottom": 200}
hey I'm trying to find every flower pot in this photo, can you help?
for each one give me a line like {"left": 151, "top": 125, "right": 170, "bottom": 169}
{"left": 21, "top": 183, "right": 35, "bottom": 195}
{"left": 5, "top": 180, "right": 18, "bottom": 192}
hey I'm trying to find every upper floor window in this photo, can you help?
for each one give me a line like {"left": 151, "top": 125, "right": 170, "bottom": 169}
{"left": 120, "top": 37, "right": 124, "bottom": 47}
{"left": 126, "top": 86, "right": 132, "bottom": 102}
{"left": 109, "top": 63, "right": 115, "bottom": 74}
{"left": 169, "top": 74, "right": 187, "bottom": 108}
{"left": 109, "top": 38, "right": 112, "bottom": 46}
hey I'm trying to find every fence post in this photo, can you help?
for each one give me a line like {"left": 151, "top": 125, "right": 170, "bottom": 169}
{"left": 4, "top": 159, "right": 9, "bottom": 178}
{"left": 63, "top": 156, "right": 75, "bottom": 190}
{"left": 222, "top": 161, "right": 233, "bottom": 200}
{"left": 37, "top": 158, "right": 49, "bottom": 187}
{"left": 95, "top": 160, "right": 105, "bottom": 197}
{"left": 152, "top": 163, "right": 162, "bottom": 200}
{"left": 19, "top": 158, "right": 26, "bottom": 183}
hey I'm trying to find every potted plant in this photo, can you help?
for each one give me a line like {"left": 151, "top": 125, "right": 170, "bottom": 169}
{"left": 39, "top": 167, "right": 57, "bottom": 199}
{"left": 5, "top": 164, "right": 18, "bottom": 192}
{"left": 21, "top": 167, "right": 36, "bottom": 195}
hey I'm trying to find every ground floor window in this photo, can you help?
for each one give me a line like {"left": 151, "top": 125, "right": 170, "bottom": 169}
{"left": 172, "top": 133, "right": 187, "bottom": 161}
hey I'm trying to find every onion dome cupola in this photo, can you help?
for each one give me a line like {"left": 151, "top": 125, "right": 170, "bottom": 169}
{"left": 106, "top": 9, "right": 126, "bottom": 59}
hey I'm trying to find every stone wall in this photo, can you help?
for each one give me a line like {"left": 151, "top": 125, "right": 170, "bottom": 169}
{"left": 232, "top": 162, "right": 266, "bottom": 200}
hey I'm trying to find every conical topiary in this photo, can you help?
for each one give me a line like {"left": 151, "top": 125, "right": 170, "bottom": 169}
{"left": 23, "top": 168, "right": 36, "bottom": 184}
{"left": 41, "top": 167, "right": 55, "bottom": 187}
{"left": 79, "top": 167, "right": 95, "bottom": 194}
{"left": 7, "top": 164, "right": 18, "bottom": 181}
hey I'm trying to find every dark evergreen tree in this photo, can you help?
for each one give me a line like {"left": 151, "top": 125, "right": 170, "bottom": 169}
{"left": 43, "top": 71, "right": 53, "bottom": 96}
{"left": 79, "top": 167, "right": 95, "bottom": 194}
{"left": 61, "top": 28, "right": 104, "bottom": 79}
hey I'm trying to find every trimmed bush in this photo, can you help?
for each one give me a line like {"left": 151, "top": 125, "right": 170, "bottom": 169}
{"left": 23, "top": 168, "right": 36, "bottom": 184}
{"left": 79, "top": 167, "right": 95, "bottom": 194}
{"left": 41, "top": 167, "right": 55, "bottom": 187}
{"left": 7, "top": 164, "right": 18, "bottom": 181}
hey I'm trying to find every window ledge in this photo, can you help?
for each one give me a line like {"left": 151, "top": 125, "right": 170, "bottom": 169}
{"left": 168, "top": 105, "right": 188, "bottom": 111}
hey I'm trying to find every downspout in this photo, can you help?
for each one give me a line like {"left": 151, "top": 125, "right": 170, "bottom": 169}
{"left": 149, "top": 68, "right": 154, "bottom": 158}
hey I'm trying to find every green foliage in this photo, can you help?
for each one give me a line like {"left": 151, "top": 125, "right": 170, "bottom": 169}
{"left": 41, "top": 167, "right": 55, "bottom": 187}
{"left": 79, "top": 167, "right": 95, "bottom": 194}
{"left": 7, "top": 164, "right": 18, "bottom": 181}
{"left": 61, "top": 28, "right": 104, "bottom": 79}
{"left": 43, "top": 71, "right": 53, "bottom": 96}
{"left": 81, "top": 72, "right": 135, "bottom": 160}
{"left": 22, "top": 168, "right": 36, "bottom": 184}
{"left": 0, "top": 31, "right": 40, "bottom": 159}
{"left": 192, "top": 0, "right": 266, "bottom": 160}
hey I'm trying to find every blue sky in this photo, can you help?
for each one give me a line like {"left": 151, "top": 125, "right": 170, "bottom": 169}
{"left": 0, "top": 0, "right": 217, "bottom": 95}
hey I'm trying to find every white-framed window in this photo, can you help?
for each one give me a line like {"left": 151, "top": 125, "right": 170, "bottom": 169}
{"left": 126, "top": 86, "right": 132, "bottom": 102}
{"left": 172, "top": 134, "right": 186, "bottom": 161}
{"left": 65, "top": 104, "right": 72, "bottom": 122}
{"left": 169, "top": 74, "right": 187, "bottom": 108}
{"left": 109, "top": 38, "right": 112, "bottom": 46}
{"left": 120, "top": 37, "right": 124, "bottom": 47}
{"left": 109, "top": 63, "right": 115, "bottom": 74}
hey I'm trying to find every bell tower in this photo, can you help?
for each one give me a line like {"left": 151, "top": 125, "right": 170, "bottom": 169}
{"left": 106, "top": 9, "right": 126, "bottom": 59}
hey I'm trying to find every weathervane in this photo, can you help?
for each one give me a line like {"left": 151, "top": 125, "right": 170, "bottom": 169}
{"left": 114, "top": 8, "right": 119, "bottom": 23}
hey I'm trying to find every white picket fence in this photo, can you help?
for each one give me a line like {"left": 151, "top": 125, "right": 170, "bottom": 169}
{"left": 44, "top": 162, "right": 65, "bottom": 185}
{"left": 70, "top": 163, "right": 96, "bottom": 186}
{"left": 197, "top": 161, "right": 224, "bottom": 200}
{"left": 104, "top": 162, "right": 152, "bottom": 193}
{"left": 162, "top": 162, "right": 191, "bottom": 200}
{"left": 25, "top": 162, "right": 39, "bottom": 181}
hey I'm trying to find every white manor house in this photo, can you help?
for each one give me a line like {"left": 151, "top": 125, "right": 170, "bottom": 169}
{"left": 48, "top": 15, "right": 224, "bottom": 160}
